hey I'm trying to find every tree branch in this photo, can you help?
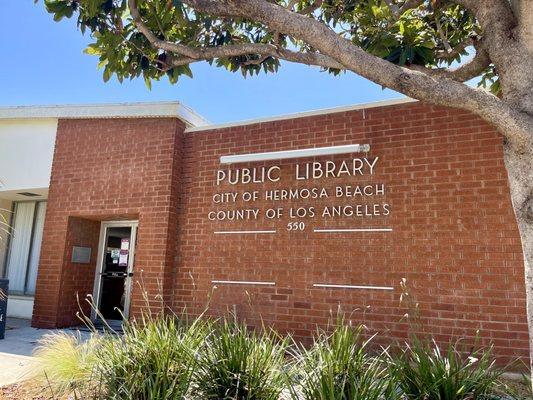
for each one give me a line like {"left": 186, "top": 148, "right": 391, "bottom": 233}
{"left": 384, "top": 0, "right": 425, "bottom": 19}
{"left": 286, "top": 0, "right": 299, "bottom": 12}
{"left": 168, "top": 47, "right": 344, "bottom": 70}
{"left": 398, "top": 0, "right": 425, "bottom": 14}
{"left": 435, "top": 16, "right": 453, "bottom": 53}
{"left": 509, "top": 0, "right": 533, "bottom": 53}
{"left": 129, "top": 0, "right": 343, "bottom": 70}
{"left": 298, "top": 0, "right": 323, "bottom": 15}
{"left": 383, "top": 0, "right": 400, "bottom": 18}
{"left": 435, "top": 38, "right": 473, "bottom": 60}
{"left": 409, "top": 35, "right": 491, "bottom": 83}
{"left": 409, "top": 46, "right": 490, "bottom": 82}
{"left": 452, "top": 0, "right": 517, "bottom": 56}
{"left": 180, "top": 0, "right": 532, "bottom": 149}
{"left": 129, "top": 0, "right": 201, "bottom": 59}
{"left": 453, "top": 0, "right": 533, "bottom": 113}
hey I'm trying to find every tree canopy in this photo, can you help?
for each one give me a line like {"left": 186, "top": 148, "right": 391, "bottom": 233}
{"left": 44, "top": 0, "right": 491, "bottom": 90}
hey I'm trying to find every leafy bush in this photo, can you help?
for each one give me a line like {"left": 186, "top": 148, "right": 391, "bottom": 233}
{"left": 292, "top": 324, "right": 399, "bottom": 400}
{"left": 392, "top": 337, "right": 503, "bottom": 400}
{"left": 95, "top": 315, "right": 209, "bottom": 400}
{"left": 192, "top": 320, "right": 289, "bottom": 400}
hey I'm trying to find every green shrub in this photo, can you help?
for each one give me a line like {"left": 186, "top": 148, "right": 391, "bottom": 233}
{"left": 292, "top": 324, "right": 399, "bottom": 400}
{"left": 393, "top": 337, "right": 503, "bottom": 400}
{"left": 192, "top": 320, "right": 289, "bottom": 400}
{"left": 95, "top": 315, "right": 209, "bottom": 400}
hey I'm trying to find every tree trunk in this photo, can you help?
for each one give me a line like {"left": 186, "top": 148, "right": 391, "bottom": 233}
{"left": 510, "top": 0, "right": 533, "bottom": 54}
{"left": 503, "top": 141, "right": 533, "bottom": 384}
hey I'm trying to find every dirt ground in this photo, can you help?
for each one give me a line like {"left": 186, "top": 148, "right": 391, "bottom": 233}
{"left": 0, "top": 383, "right": 65, "bottom": 400}
{"left": 0, "top": 384, "right": 47, "bottom": 400}
{"left": 1, "top": 380, "right": 531, "bottom": 400}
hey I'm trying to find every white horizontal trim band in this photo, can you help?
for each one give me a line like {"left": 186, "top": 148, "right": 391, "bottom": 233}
{"left": 314, "top": 228, "right": 392, "bottom": 233}
{"left": 220, "top": 144, "right": 370, "bottom": 164}
{"left": 0, "top": 101, "right": 210, "bottom": 127}
{"left": 214, "top": 230, "right": 276, "bottom": 234}
{"left": 212, "top": 280, "right": 276, "bottom": 286}
{"left": 313, "top": 284, "right": 393, "bottom": 290}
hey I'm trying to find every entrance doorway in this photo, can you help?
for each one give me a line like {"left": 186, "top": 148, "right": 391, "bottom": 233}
{"left": 92, "top": 221, "right": 137, "bottom": 324}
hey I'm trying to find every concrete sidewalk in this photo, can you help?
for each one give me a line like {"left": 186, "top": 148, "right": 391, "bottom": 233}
{"left": 0, "top": 318, "right": 88, "bottom": 387}
{"left": 0, "top": 318, "right": 48, "bottom": 387}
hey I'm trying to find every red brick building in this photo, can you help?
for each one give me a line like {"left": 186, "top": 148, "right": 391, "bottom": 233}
{"left": 0, "top": 99, "right": 528, "bottom": 364}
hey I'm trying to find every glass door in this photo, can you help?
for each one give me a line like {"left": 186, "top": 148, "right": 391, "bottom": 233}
{"left": 93, "top": 222, "right": 137, "bottom": 323}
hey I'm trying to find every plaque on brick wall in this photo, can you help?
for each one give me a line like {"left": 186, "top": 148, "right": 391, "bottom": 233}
{"left": 72, "top": 246, "right": 92, "bottom": 264}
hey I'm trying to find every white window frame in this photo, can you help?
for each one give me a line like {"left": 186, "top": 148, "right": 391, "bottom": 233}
{"left": 3, "top": 201, "right": 47, "bottom": 296}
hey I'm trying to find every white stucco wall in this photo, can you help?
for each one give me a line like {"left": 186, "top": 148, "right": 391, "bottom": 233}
{"left": 6, "top": 296, "right": 34, "bottom": 319}
{"left": 0, "top": 119, "right": 57, "bottom": 196}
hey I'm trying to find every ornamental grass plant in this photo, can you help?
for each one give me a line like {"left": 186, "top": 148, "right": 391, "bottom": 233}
{"left": 28, "top": 309, "right": 524, "bottom": 399}
{"left": 32, "top": 332, "right": 101, "bottom": 397}
{"left": 289, "top": 323, "right": 400, "bottom": 400}
{"left": 192, "top": 319, "right": 289, "bottom": 400}
{"left": 95, "top": 314, "right": 210, "bottom": 400}
{"left": 391, "top": 336, "right": 504, "bottom": 400}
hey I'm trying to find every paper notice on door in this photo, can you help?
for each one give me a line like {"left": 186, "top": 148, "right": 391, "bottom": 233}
{"left": 119, "top": 250, "right": 129, "bottom": 267}
{"left": 111, "top": 249, "right": 120, "bottom": 264}
{"left": 121, "top": 239, "right": 130, "bottom": 251}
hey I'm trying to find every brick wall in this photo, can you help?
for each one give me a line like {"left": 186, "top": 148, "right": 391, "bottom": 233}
{"left": 173, "top": 102, "right": 528, "bottom": 364}
{"left": 55, "top": 217, "right": 101, "bottom": 326}
{"left": 32, "top": 102, "right": 528, "bottom": 364}
{"left": 32, "top": 117, "right": 185, "bottom": 328}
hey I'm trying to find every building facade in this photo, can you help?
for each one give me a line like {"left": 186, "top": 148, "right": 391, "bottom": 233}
{"left": 0, "top": 99, "right": 528, "bottom": 364}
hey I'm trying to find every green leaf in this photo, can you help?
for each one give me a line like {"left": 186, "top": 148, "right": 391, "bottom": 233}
{"left": 97, "top": 59, "right": 108, "bottom": 69}
{"left": 181, "top": 65, "right": 193, "bottom": 79}
{"left": 399, "top": 21, "right": 405, "bottom": 35}
{"left": 103, "top": 66, "right": 111, "bottom": 82}
{"left": 143, "top": 73, "right": 152, "bottom": 90}
{"left": 84, "top": 44, "right": 100, "bottom": 55}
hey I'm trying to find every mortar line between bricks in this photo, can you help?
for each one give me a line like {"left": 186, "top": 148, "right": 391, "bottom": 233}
{"left": 314, "top": 228, "right": 393, "bottom": 233}
{"left": 211, "top": 280, "right": 276, "bottom": 285}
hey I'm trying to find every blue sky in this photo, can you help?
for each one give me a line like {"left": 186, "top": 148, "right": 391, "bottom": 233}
{"left": 0, "top": 1, "right": 402, "bottom": 124}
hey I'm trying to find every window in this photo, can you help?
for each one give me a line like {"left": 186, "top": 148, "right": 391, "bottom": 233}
{"left": 4, "top": 201, "right": 46, "bottom": 295}
{"left": 0, "top": 200, "right": 12, "bottom": 277}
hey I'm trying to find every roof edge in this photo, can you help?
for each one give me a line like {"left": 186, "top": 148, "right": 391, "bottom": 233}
{"left": 0, "top": 101, "right": 210, "bottom": 128}
{"left": 185, "top": 97, "right": 417, "bottom": 133}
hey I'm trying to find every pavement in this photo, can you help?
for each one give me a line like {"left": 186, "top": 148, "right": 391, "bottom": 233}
{"left": 0, "top": 318, "right": 88, "bottom": 387}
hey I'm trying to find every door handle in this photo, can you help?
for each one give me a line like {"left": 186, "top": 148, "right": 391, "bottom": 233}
{"left": 101, "top": 272, "right": 126, "bottom": 278}
{"left": 100, "top": 272, "right": 134, "bottom": 278}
